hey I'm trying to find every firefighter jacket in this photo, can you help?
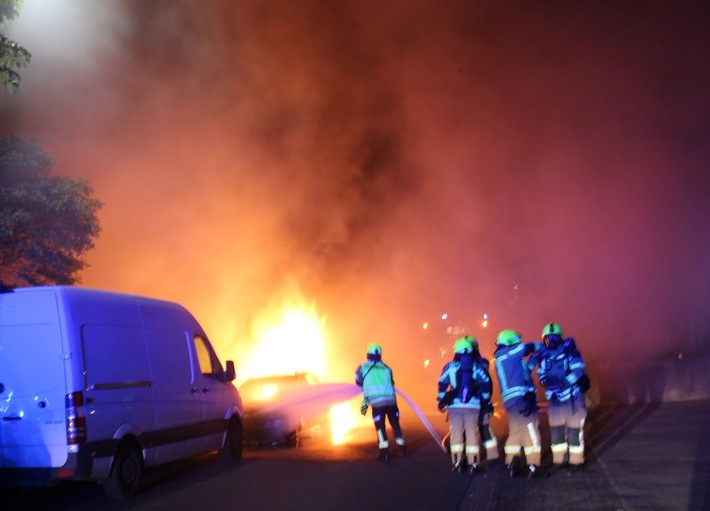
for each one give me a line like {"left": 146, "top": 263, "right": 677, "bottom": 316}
{"left": 493, "top": 342, "right": 542, "bottom": 410}
{"left": 437, "top": 353, "right": 492, "bottom": 410}
{"left": 355, "top": 359, "right": 397, "bottom": 407}
{"left": 533, "top": 338, "right": 586, "bottom": 403}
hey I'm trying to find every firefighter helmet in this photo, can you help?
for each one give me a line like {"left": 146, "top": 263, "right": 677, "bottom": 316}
{"left": 366, "top": 343, "right": 382, "bottom": 356}
{"left": 454, "top": 336, "right": 476, "bottom": 354}
{"left": 496, "top": 329, "right": 522, "bottom": 346}
{"left": 541, "top": 323, "right": 562, "bottom": 339}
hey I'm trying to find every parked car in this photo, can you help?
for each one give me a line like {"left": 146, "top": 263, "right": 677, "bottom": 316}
{"left": 239, "top": 372, "right": 331, "bottom": 447}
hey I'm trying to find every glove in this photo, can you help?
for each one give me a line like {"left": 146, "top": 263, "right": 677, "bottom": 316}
{"left": 437, "top": 399, "right": 446, "bottom": 413}
{"left": 360, "top": 399, "right": 369, "bottom": 416}
{"left": 521, "top": 392, "right": 539, "bottom": 417}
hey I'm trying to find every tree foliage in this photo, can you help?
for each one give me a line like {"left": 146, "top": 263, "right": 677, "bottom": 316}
{"left": 0, "top": 135, "right": 103, "bottom": 287}
{"left": 0, "top": 0, "right": 31, "bottom": 94}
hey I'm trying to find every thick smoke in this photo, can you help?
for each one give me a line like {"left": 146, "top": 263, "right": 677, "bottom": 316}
{"left": 2, "top": 1, "right": 709, "bottom": 399}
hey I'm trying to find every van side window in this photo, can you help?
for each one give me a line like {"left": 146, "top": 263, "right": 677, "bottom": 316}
{"left": 193, "top": 334, "right": 223, "bottom": 378}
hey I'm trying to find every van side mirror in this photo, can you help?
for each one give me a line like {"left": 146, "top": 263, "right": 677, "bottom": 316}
{"left": 223, "top": 360, "right": 236, "bottom": 382}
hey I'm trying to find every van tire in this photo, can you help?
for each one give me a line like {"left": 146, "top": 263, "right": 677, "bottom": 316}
{"left": 221, "top": 417, "right": 244, "bottom": 460}
{"left": 104, "top": 441, "right": 144, "bottom": 499}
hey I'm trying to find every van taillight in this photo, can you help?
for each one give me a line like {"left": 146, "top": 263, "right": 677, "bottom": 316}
{"left": 65, "top": 391, "right": 87, "bottom": 444}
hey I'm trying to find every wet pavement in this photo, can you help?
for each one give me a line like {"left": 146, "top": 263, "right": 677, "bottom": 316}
{"left": 460, "top": 399, "right": 710, "bottom": 510}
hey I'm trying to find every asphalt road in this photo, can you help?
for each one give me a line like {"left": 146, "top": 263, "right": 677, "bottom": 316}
{"left": 4, "top": 409, "right": 474, "bottom": 511}
{"left": 8, "top": 400, "right": 709, "bottom": 510}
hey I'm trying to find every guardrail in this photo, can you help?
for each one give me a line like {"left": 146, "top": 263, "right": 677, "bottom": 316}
{"left": 593, "top": 357, "right": 710, "bottom": 404}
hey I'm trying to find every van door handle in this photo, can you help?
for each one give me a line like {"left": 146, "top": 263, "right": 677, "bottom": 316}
{"left": 3, "top": 416, "right": 21, "bottom": 422}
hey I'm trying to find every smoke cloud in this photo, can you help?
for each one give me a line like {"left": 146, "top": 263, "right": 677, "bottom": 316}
{"left": 2, "top": 1, "right": 709, "bottom": 398}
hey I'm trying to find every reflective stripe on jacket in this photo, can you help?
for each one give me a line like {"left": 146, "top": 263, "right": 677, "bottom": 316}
{"left": 355, "top": 360, "right": 397, "bottom": 407}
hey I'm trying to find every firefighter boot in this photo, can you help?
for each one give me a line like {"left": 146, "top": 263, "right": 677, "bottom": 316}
{"left": 507, "top": 455, "right": 521, "bottom": 477}
{"left": 528, "top": 465, "right": 543, "bottom": 479}
{"left": 376, "top": 448, "right": 389, "bottom": 463}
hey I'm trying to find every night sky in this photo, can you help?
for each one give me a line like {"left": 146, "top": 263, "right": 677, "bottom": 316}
{"left": 2, "top": 1, "right": 709, "bottom": 389}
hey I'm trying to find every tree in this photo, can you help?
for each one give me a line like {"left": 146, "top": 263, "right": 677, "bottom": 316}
{"left": 0, "top": 135, "right": 102, "bottom": 288}
{"left": 1, "top": 0, "right": 31, "bottom": 94}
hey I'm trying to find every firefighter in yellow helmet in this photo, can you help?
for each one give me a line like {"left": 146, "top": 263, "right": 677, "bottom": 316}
{"left": 492, "top": 329, "right": 544, "bottom": 478}
{"left": 437, "top": 336, "right": 493, "bottom": 474}
{"left": 355, "top": 343, "right": 406, "bottom": 462}
{"left": 531, "top": 323, "right": 589, "bottom": 475}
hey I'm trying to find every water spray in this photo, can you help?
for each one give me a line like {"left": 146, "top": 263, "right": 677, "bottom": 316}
{"left": 395, "top": 388, "right": 447, "bottom": 453}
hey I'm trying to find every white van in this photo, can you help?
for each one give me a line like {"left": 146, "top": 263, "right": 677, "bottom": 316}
{"left": 0, "top": 286, "right": 244, "bottom": 499}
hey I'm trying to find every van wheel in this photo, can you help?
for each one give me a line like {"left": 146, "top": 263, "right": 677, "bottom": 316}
{"left": 104, "top": 441, "right": 144, "bottom": 499}
{"left": 221, "top": 418, "right": 243, "bottom": 460}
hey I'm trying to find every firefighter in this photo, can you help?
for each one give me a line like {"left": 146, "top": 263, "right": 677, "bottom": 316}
{"left": 437, "top": 336, "right": 492, "bottom": 474}
{"left": 532, "top": 323, "right": 588, "bottom": 474}
{"left": 355, "top": 343, "right": 406, "bottom": 462}
{"left": 493, "top": 329, "right": 544, "bottom": 478}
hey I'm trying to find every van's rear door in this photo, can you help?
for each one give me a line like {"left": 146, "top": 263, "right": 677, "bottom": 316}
{"left": 0, "top": 290, "right": 68, "bottom": 469}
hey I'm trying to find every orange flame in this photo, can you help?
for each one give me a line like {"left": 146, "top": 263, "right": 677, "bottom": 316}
{"left": 233, "top": 288, "right": 363, "bottom": 444}
{"left": 329, "top": 397, "right": 372, "bottom": 445}
{"left": 236, "top": 299, "right": 327, "bottom": 383}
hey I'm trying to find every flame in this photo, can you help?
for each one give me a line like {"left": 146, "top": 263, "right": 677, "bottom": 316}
{"left": 237, "top": 299, "right": 327, "bottom": 382}
{"left": 329, "top": 397, "right": 372, "bottom": 445}
{"left": 329, "top": 402, "right": 354, "bottom": 445}
{"left": 233, "top": 289, "right": 364, "bottom": 444}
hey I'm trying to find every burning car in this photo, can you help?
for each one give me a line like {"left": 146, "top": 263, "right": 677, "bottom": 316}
{"left": 239, "top": 372, "right": 332, "bottom": 447}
